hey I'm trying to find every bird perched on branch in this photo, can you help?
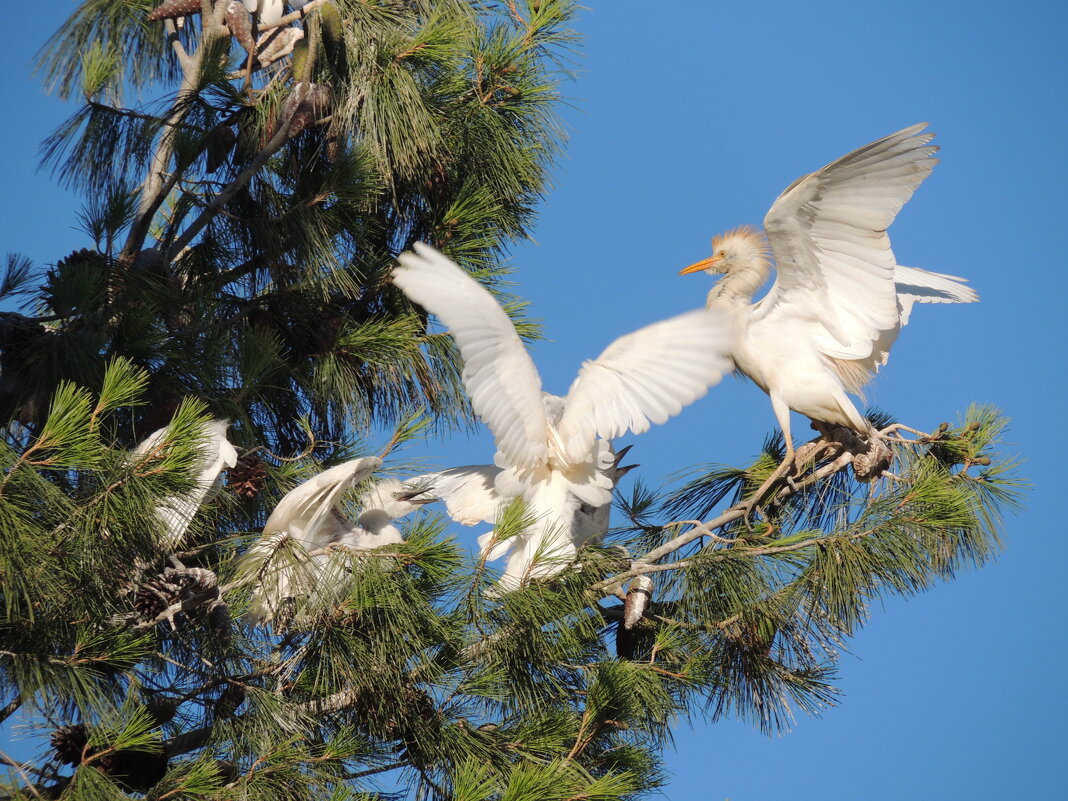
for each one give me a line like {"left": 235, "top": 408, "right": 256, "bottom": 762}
{"left": 242, "top": 457, "right": 431, "bottom": 626}
{"left": 393, "top": 244, "right": 731, "bottom": 589}
{"left": 133, "top": 419, "right": 239, "bottom": 550}
{"left": 678, "top": 124, "right": 977, "bottom": 471}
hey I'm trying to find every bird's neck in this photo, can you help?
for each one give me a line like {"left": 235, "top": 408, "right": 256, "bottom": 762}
{"left": 706, "top": 263, "right": 769, "bottom": 309}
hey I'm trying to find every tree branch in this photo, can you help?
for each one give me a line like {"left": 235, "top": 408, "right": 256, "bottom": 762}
{"left": 124, "top": 0, "right": 232, "bottom": 260}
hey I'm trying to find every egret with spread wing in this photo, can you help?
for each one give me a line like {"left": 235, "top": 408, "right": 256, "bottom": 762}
{"left": 243, "top": 457, "right": 431, "bottom": 625}
{"left": 679, "top": 124, "right": 977, "bottom": 468}
{"left": 393, "top": 244, "right": 731, "bottom": 588}
{"left": 133, "top": 419, "right": 239, "bottom": 550}
{"left": 402, "top": 447, "right": 637, "bottom": 589}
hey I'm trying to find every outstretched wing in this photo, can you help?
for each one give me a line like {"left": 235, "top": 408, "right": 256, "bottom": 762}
{"left": 243, "top": 457, "right": 382, "bottom": 626}
{"left": 393, "top": 244, "right": 548, "bottom": 471}
{"left": 405, "top": 465, "right": 502, "bottom": 526}
{"left": 837, "top": 264, "right": 979, "bottom": 390}
{"left": 262, "top": 457, "right": 383, "bottom": 549}
{"left": 757, "top": 124, "right": 939, "bottom": 362}
{"left": 556, "top": 309, "right": 733, "bottom": 462}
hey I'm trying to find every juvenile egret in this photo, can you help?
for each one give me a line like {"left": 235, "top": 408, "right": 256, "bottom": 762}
{"left": 679, "top": 124, "right": 977, "bottom": 464}
{"left": 133, "top": 419, "right": 239, "bottom": 550}
{"left": 243, "top": 457, "right": 432, "bottom": 625}
{"left": 393, "top": 244, "right": 731, "bottom": 588}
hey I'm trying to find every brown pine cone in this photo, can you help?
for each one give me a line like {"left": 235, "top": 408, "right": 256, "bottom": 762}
{"left": 147, "top": 0, "right": 201, "bottom": 21}
{"left": 134, "top": 572, "right": 186, "bottom": 620}
{"left": 50, "top": 724, "right": 88, "bottom": 766}
{"left": 229, "top": 454, "right": 268, "bottom": 498}
{"left": 225, "top": 0, "right": 255, "bottom": 51}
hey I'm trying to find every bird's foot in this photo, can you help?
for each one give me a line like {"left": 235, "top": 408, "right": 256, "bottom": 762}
{"left": 852, "top": 436, "right": 894, "bottom": 482}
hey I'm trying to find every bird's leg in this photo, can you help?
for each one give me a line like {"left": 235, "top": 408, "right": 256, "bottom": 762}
{"left": 739, "top": 398, "right": 799, "bottom": 518}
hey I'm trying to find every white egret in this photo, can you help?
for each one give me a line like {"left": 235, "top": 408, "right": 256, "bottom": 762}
{"left": 242, "top": 0, "right": 285, "bottom": 25}
{"left": 392, "top": 244, "right": 732, "bottom": 588}
{"left": 133, "top": 419, "right": 239, "bottom": 550}
{"left": 404, "top": 447, "right": 637, "bottom": 589}
{"left": 678, "top": 124, "right": 977, "bottom": 468}
{"left": 243, "top": 457, "right": 432, "bottom": 625}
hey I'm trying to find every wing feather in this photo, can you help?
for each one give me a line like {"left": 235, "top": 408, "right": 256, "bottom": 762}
{"left": 759, "top": 124, "right": 939, "bottom": 357}
{"left": 262, "top": 457, "right": 382, "bottom": 549}
{"left": 393, "top": 244, "right": 548, "bottom": 470}
{"left": 404, "top": 465, "right": 502, "bottom": 526}
{"left": 557, "top": 309, "right": 732, "bottom": 461}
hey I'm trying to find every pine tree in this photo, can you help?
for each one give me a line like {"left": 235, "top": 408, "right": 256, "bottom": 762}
{"left": 0, "top": 2, "right": 1022, "bottom": 800}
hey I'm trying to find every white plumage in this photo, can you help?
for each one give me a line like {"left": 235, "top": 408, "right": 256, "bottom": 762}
{"left": 393, "top": 243, "right": 732, "bottom": 588}
{"left": 679, "top": 124, "right": 977, "bottom": 457}
{"left": 133, "top": 419, "right": 239, "bottom": 550}
{"left": 242, "top": 0, "right": 285, "bottom": 25}
{"left": 243, "top": 457, "right": 428, "bottom": 626}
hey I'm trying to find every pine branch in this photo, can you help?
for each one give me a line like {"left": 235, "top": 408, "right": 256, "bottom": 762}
{"left": 124, "top": 0, "right": 232, "bottom": 260}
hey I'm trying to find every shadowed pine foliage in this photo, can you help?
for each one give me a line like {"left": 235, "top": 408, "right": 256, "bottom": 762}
{"left": 6, "top": 0, "right": 576, "bottom": 453}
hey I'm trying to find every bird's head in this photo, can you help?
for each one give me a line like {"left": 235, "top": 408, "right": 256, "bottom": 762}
{"left": 678, "top": 225, "right": 769, "bottom": 277}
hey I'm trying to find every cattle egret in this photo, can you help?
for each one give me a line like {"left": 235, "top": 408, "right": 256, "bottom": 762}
{"left": 679, "top": 124, "right": 977, "bottom": 469}
{"left": 393, "top": 244, "right": 731, "bottom": 588}
{"left": 133, "top": 419, "right": 239, "bottom": 550}
{"left": 404, "top": 446, "right": 637, "bottom": 589}
{"left": 243, "top": 457, "right": 431, "bottom": 625}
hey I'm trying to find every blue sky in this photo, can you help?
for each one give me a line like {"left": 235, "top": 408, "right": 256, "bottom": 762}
{"left": 2, "top": 2, "right": 1065, "bottom": 799}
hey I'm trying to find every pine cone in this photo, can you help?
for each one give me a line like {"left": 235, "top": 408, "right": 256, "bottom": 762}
{"left": 134, "top": 567, "right": 218, "bottom": 621}
{"left": 213, "top": 682, "right": 246, "bottom": 720}
{"left": 147, "top": 0, "right": 202, "bottom": 21}
{"left": 229, "top": 454, "right": 268, "bottom": 498}
{"left": 50, "top": 724, "right": 88, "bottom": 766}
{"left": 276, "top": 81, "right": 334, "bottom": 138}
{"left": 254, "top": 26, "right": 304, "bottom": 71}
{"left": 852, "top": 439, "right": 893, "bottom": 482}
{"left": 225, "top": 0, "right": 255, "bottom": 51}
{"left": 99, "top": 749, "right": 168, "bottom": 792}
{"left": 134, "top": 572, "right": 186, "bottom": 620}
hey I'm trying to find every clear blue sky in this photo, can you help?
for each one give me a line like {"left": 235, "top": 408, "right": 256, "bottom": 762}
{"left": 3, "top": 2, "right": 1065, "bottom": 799}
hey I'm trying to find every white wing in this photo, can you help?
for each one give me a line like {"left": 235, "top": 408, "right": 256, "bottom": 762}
{"left": 556, "top": 309, "right": 733, "bottom": 462}
{"left": 758, "top": 124, "right": 939, "bottom": 360}
{"left": 393, "top": 243, "right": 548, "bottom": 471}
{"left": 893, "top": 264, "right": 978, "bottom": 326}
{"left": 133, "top": 419, "right": 239, "bottom": 549}
{"left": 261, "top": 457, "right": 383, "bottom": 550}
{"left": 840, "top": 264, "right": 979, "bottom": 387}
{"left": 243, "top": 456, "right": 381, "bottom": 625}
{"left": 405, "top": 465, "right": 503, "bottom": 526}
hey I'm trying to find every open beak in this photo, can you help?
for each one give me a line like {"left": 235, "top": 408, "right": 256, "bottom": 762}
{"left": 394, "top": 489, "right": 435, "bottom": 506}
{"left": 678, "top": 255, "right": 722, "bottom": 275}
{"left": 613, "top": 444, "right": 633, "bottom": 466}
{"left": 614, "top": 463, "right": 639, "bottom": 480}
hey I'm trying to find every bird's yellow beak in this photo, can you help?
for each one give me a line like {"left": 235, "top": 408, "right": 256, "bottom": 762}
{"left": 678, "top": 255, "right": 721, "bottom": 275}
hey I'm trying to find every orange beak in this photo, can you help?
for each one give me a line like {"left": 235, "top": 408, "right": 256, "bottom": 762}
{"left": 678, "top": 255, "right": 722, "bottom": 275}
